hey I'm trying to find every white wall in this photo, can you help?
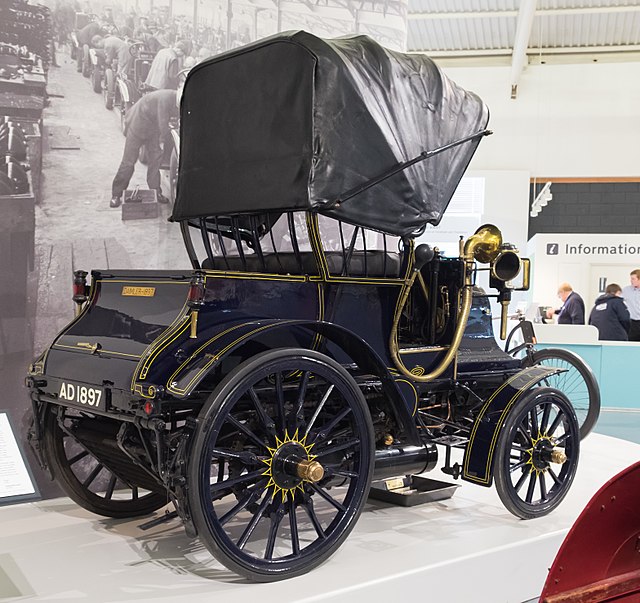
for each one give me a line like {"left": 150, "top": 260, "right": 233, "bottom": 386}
{"left": 441, "top": 60, "right": 640, "bottom": 178}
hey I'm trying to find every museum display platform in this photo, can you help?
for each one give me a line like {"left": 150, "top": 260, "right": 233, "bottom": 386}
{"left": 1, "top": 433, "right": 637, "bottom": 603}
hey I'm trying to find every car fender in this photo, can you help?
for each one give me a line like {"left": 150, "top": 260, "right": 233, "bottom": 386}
{"left": 155, "top": 318, "right": 420, "bottom": 445}
{"left": 462, "top": 365, "right": 563, "bottom": 487}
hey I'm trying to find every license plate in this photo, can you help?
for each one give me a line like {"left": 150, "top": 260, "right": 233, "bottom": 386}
{"left": 57, "top": 381, "right": 105, "bottom": 411}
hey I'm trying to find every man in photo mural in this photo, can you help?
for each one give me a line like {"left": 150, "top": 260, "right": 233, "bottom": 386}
{"left": 622, "top": 269, "right": 640, "bottom": 341}
{"left": 110, "top": 89, "right": 178, "bottom": 208}
{"left": 546, "top": 282, "right": 585, "bottom": 325}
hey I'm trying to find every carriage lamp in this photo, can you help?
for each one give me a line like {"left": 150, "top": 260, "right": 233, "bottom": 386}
{"left": 72, "top": 270, "right": 89, "bottom": 317}
{"left": 187, "top": 271, "right": 206, "bottom": 339}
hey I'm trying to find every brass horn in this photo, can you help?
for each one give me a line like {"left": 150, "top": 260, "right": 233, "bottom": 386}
{"left": 468, "top": 224, "right": 502, "bottom": 264}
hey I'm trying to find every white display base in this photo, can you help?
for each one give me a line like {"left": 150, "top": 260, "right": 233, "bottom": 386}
{"left": 0, "top": 434, "right": 636, "bottom": 603}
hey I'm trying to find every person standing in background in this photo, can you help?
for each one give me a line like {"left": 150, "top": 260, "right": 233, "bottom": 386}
{"left": 622, "top": 269, "right": 640, "bottom": 341}
{"left": 589, "top": 283, "right": 630, "bottom": 341}
{"left": 110, "top": 89, "right": 178, "bottom": 208}
{"left": 144, "top": 41, "right": 187, "bottom": 90}
{"left": 546, "top": 283, "right": 585, "bottom": 324}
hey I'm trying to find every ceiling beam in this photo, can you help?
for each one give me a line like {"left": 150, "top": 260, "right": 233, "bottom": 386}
{"left": 409, "top": 44, "right": 640, "bottom": 58}
{"left": 408, "top": 5, "right": 640, "bottom": 20}
{"left": 510, "top": 0, "right": 537, "bottom": 99}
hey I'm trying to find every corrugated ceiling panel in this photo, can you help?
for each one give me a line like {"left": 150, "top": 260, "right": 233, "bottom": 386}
{"left": 408, "top": 15, "right": 515, "bottom": 50}
{"left": 529, "top": 11, "right": 640, "bottom": 47}
{"left": 409, "top": 0, "right": 518, "bottom": 13}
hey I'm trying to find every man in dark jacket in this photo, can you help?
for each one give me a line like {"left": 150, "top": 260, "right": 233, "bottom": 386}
{"left": 110, "top": 89, "right": 178, "bottom": 207}
{"left": 547, "top": 282, "right": 585, "bottom": 324}
{"left": 589, "top": 283, "right": 631, "bottom": 340}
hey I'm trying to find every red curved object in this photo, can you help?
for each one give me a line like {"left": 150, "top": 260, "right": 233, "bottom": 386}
{"left": 540, "top": 460, "right": 640, "bottom": 602}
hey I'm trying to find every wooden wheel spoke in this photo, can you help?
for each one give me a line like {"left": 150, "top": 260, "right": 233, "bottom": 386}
{"left": 540, "top": 403, "right": 552, "bottom": 435}
{"left": 294, "top": 371, "right": 311, "bottom": 420}
{"left": 209, "top": 467, "right": 267, "bottom": 495}
{"left": 237, "top": 493, "right": 271, "bottom": 550}
{"left": 548, "top": 467, "right": 561, "bottom": 486}
{"left": 248, "top": 386, "right": 276, "bottom": 436}
{"left": 309, "top": 483, "right": 346, "bottom": 513}
{"left": 539, "top": 472, "right": 548, "bottom": 502}
{"left": 289, "top": 504, "right": 300, "bottom": 555}
{"left": 68, "top": 449, "right": 89, "bottom": 466}
{"left": 209, "top": 447, "right": 261, "bottom": 466}
{"left": 514, "top": 469, "right": 529, "bottom": 493}
{"left": 105, "top": 474, "right": 117, "bottom": 500}
{"left": 219, "top": 480, "right": 268, "bottom": 527}
{"left": 530, "top": 407, "right": 539, "bottom": 437}
{"left": 314, "top": 438, "right": 360, "bottom": 459}
{"left": 265, "top": 508, "right": 285, "bottom": 560}
{"left": 82, "top": 463, "right": 103, "bottom": 488}
{"left": 525, "top": 472, "right": 537, "bottom": 503}
{"left": 274, "top": 372, "right": 286, "bottom": 433}
{"left": 311, "top": 407, "right": 352, "bottom": 443}
{"left": 510, "top": 460, "right": 527, "bottom": 473}
{"left": 325, "top": 465, "right": 357, "bottom": 479}
{"left": 227, "top": 415, "right": 269, "bottom": 452}
{"left": 302, "top": 498, "right": 326, "bottom": 540}
{"left": 547, "top": 411, "right": 564, "bottom": 437}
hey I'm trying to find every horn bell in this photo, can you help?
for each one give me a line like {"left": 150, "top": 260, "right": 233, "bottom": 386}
{"left": 470, "top": 224, "right": 502, "bottom": 264}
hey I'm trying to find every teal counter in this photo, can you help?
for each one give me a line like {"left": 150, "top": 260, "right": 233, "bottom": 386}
{"left": 535, "top": 342, "right": 638, "bottom": 410}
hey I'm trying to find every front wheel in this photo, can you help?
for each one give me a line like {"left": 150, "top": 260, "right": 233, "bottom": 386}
{"left": 188, "top": 348, "right": 375, "bottom": 582}
{"left": 494, "top": 387, "right": 579, "bottom": 519}
{"left": 524, "top": 348, "right": 600, "bottom": 439}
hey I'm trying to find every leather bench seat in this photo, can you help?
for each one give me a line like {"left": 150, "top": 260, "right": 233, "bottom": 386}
{"left": 202, "top": 251, "right": 402, "bottom": 277}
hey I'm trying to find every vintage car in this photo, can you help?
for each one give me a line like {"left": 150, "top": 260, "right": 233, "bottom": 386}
{"left": 26, "top": 31, "right": 599, "bottom": 582}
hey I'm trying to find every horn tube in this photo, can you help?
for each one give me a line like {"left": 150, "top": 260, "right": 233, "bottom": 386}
{"left": 389, "top": 225, "right": 504, "bottom": 382}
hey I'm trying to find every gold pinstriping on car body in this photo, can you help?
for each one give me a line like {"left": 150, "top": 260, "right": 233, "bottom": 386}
{"left": 463, "top": 371, "right": 553, "bottom": 484}
{"left": 166, "top": 321, "right": 300, "bottom": 396}
{"left": 138, "top": 318, "right": 190, "bottom": 381}
{"left": 51, "top": 344, "right": 141, "bottom": 359}
{"left": 165, "top": 321, "right": 258, "bottom": 394}
{"left": 202, "top": 270, "right": 307, "bottom": 283}
{"left": 34, "top": 279, "right": 99, "bottom": 373}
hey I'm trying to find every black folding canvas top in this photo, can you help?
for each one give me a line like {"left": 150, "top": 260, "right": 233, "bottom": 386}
{"left": 171, "top": 30, "right": 489, "bottom": 237}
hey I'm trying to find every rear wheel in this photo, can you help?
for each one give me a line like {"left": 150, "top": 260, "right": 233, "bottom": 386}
{"left": 525, "top": 348, "right": 600, "bottom": 439}
{"left": 104, "top": 68, "right": 115, "bottom": 109}
{"left": 188, "top": 348, "right": 374, "bottom": 582}
{"left": 91, "top": 66, "right": 102, "bottom": 93}
{"left": 494, "top": 387, "right": 579, "bottom": 519}
{"left": 43, "top": 404, "right": 167, "bottom": 518}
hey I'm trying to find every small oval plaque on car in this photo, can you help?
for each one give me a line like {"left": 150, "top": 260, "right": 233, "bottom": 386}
{"left": 122, "top": 286, "right": 156, "bottom": 297}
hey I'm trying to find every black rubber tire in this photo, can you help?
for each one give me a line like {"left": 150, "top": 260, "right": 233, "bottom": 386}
{"left": 188, "top": 348, "right": 375, "bottom": 582}
{"left": 525, "top": 348, "right": 600, "bottom": 440}
{"left": 169, "top": 147, "right": 178, "bottom": 204}
{"left": 494, "top": 387, "right": 580, "bottom": 519}
{"left": 82, "top": 45, "right": 91, "bottom": 77}
{"left": 104, "top": 68, "right": 115, "bottom": 110}
{"left": 91, "top": 67, "right": 102, "bottom": 93}
{"left": 43, "top": 404, "right": 167, "bottom": 518}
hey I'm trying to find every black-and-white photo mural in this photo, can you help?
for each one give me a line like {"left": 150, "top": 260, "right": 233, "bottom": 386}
{"left": 1, "top": 0, "right": 408, "bottom": 498}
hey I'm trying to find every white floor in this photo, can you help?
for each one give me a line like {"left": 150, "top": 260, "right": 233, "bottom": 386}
{"left": 0, "top": 433, "right": 636, "bottom": 603}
